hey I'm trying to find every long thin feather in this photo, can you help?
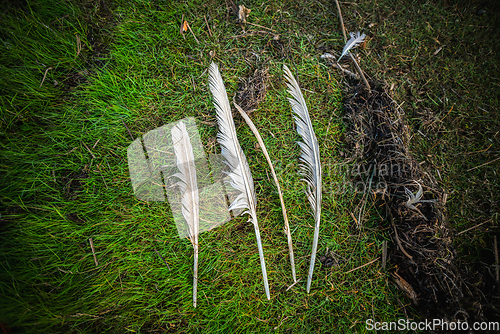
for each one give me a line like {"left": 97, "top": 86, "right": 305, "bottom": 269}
{"left": 171, "top": 120, "right": 200, "bottom": 307}
{"left": 283, "top": 65, "right": 322, "bottom": 293}
{"left": 338, "top": 31, "right": 366, "bottom": 61}
{"left": 233, "top": 101, "right": 297, "bottom": 283}
{"left": 208, "top": 62, "right": 270, "bottom": 300}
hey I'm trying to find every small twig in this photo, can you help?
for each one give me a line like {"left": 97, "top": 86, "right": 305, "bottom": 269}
{"left": 39, "top": 66, "right": 53, "bottom": 88}
{"left": 464, "top": 144, "right": 493, "bottom": 155}
{"left": 334, "top": 0, "right": 371, "bottom": 93}
{"left": 349, "top": 54, "right": 371, "bottom": 93}
{"left": 274, "top": 316, "right": 289, "bottom": 330}
{"left": 76, "top": 35, "right": 81, "bottom": 57}
{"left": 99, "top": 172, "right": 109, "bottom": 189}
{"left": 186, "top": 21, "right": 200, "bottom": 44}
{"left": 382, "top": 241, "right": 388, "bottom": 269}
{"left": 231, "top": 30, "right": 273, "bottom": 39}
{"left": 357, "top": 166, "right": 375, "bottom": 227}
{"left": 331, "top": 62, "right": 360, "bottom": 80}
{"left": 495, "top": 236, "right": 499, "bottom": 281}
{"left": 466, "top": 156, "right": 500, "bottom": 172}
{"left": 244, "top": 21, "right": 276, "bottom": 32}
{"left": 58, "top": 267, "right": 74, "bottom": 274}
{"left": 121, "top": 120, "right": 134, "bottom": 140}
{"left": 204, "top": 15, "right": 213, "bottom": 37}
{"left": 54, "top": 147, "right": 77, "bottom": 157}
{"left": 429, "top": 106, "right": 453, "bottom": 127}
{"left": 345, "top": 257, "right": 379, "bottom": 274}
{"left": 457, "top": 220, "right": 490, "bottom": 235}
{"left": 392, "top": 221, "right": 413, "bottom": 260}
{"left": 334, "top": 0, "right": 347, "bottom": 41}
{"left": 89, "top": 238, "right": 98, "bottom": 266}
{"left": 433, "top": 46, "right": 444, "bottom": 56}
{"left": 285, "top": 277, "right": 302, "bottom": 291}
{"left": 154, "top": 248, "right": 171, "bottom": 271}
{"left": 350, "top": 212, "right": 359, "bottom": 227}
{"left": 82, "top": 141, "right": 96, "bottom": 159}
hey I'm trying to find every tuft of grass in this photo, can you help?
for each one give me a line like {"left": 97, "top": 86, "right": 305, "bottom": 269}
{"left": 1, "top": 1, "right": 410, "bottom": 332}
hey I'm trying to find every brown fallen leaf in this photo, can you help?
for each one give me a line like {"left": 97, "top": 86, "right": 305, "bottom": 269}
{"left": 393, "top": 272, "right": 418, "bottom": 304}
{"left": 180, "top": 14, "right": 186, "bottom": 39}
{"left": 238, "top": 5, "right": 251, "bottom": 23}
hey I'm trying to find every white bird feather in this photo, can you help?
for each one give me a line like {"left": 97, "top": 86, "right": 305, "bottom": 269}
{"left": 404, "top": 181, "right": 437, "bottom": 220}
{"left": 338, "top": 31, "right": 366, "bottom": 61}
{"left": 208, "top": 62, "right": 270, "bottom": 300}
{"left": 283, "top": 65, "right": 322, "bottom": 293}
{"left": 171, "top": 120, "right": 200, "bottom": 307}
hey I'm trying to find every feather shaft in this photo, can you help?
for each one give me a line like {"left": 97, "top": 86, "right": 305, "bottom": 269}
{"left": 193, "top": 243, "right": 198, "bottom": 307}
{"left": 283, "top": 65, "right": 322, "bottom": 293}
{"left": 171, "top": 120, "right": 200, "bottom": 307}
{"left": 233, "top": 101, "right": 297, "bottom": 283}
{"left": 209, "top": 62, "right": 270, "bottom": 300}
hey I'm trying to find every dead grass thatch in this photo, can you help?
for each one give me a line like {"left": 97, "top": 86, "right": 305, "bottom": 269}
{"left": 343, "top": 83, "right": 485, "bottom": 324}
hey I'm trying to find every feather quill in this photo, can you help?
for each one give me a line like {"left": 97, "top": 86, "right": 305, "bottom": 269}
{"left": 283, "top": 65, "right": 322, "bottom": 293}
{"left": 233, "top": 101, "right": 297, "bottom": 283}
{"left": 338, "top": 31, "right": 366, "bottom": 61}
{"left": 208, "top": 62, "right": 270, "bottom": 300}
{"left": 171, "top": 120, "right": 200, "bottom": 307}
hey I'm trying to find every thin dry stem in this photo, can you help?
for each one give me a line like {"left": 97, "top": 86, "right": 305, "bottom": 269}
{"left": 233, "top": 101, "right": 297, "bottom": 283}
{"left": 204, "top": 15, "right": 213, "bottom": 37}
{"left": 345, "top": 257, "right": 379, "bottom": 274}
{"left": 457, "top": 219, "right": 490, "bottom": 235}
{"left": 39, "top": 67, "right": 53, "bottom": 88}
{"left": 332, "top": 62, "right": 360, "bottom": 80}
{"left": 495, "top": 236, "right": 499, "bottom": 281}
{"left": 334, "top": 0, "right": 347, "bottom": 41}
{"left": 382, "top": 240, "right": 388, "bottom": 269}
{"left": 349, "top": 54, "right": 371, "bottom": 93}
{"left": 121, "top": 120, "right": 134, "bottom": 140}
{"left": 334, "top": 0, "right": 371, "bottom": 93}
{"left": 244, "top": 21, "right": 276, "bottom": 32}
{"left": 186, "top": 21, "right": 200, "bottom": 44}
{"left": 392, "top": 220, "right": 413, "bottom": 260}
{"left": 89, "top": 238, "right": 98, "bottom": 266}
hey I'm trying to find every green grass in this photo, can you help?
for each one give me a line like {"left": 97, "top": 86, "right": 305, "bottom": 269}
{"left": 0, "top": 0, "right": 442, "bottom": 333}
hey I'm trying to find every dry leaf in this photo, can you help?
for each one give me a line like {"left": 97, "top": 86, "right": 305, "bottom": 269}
{"left": 393, "top": 272, "right": 418, "bottom": 303}
{"left": 182, "top": 20, "right": 188, "bottom": 33}
{"left": 238, "top": 5, "right": 251, "bottom": 23}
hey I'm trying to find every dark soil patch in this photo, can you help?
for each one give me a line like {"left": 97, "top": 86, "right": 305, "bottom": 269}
{"left": 59, "top": 169, "right": 89, "bottom": 199}
{"left": 66, "top": 213, "right": 86, "bottom": 225}
{"left": 82, "top": 0, "right": 116, "bottom": 68}
{"left": 235, "top": 66, "right": 269, "bottom": 112}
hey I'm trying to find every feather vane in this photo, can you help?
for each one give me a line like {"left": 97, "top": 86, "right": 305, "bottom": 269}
{"left": 208, "top": 62, "right": 270, "bottom": 300}
{"left": 283, "top": 65, "right": 322, "bottom": 293}
{"left": 338, "top": 31, "right": 366, "bottom": 61}
{"left": 171, "top": 120, "right": 200, "bottom": 307}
